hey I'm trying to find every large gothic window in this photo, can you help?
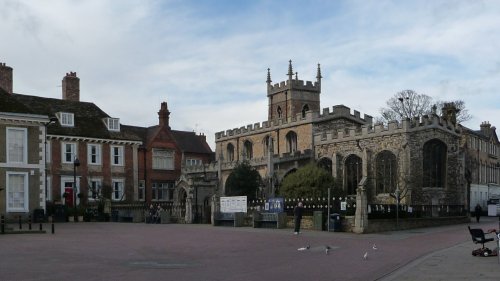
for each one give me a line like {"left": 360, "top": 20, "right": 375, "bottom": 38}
{"left": 345, "top": 154, "right": 362, "bottom": 195}
{"left": 226, "top": 143, "right": 234, "bottom": 162}
{"left": 375, "top": 150, "right": 397, "bottom": 194}
{"left": 318, "top": 157, "right": 333, "bottom": 175}
{"left": 286, "top": 131, "right": 298, "bottom": 153}
{"left": 302, "top": 104, "right": 310, "bottom": 118}
{"left": 243, "top": 140, "right": 253, "bottom": 160}
{"left": 423, "top": 139, "right": 447, "bottom": 188}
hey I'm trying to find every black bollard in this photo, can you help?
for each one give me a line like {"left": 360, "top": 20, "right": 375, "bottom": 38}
{"left": 1, "top": 215, "right": 4, "bottom": 234}
{"left": 19, "top": 215, "right": 22, "bottom": 230}
{"left": 51, "top": 222, "right": 55, "bottom": 234}
{"left": 39, "top": 223, "right": 43, "bottom": 231}
{"left": 29, "top": 215, "right": 32, "bottom": 230}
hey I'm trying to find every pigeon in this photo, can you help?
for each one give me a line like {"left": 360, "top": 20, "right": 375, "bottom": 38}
{"left": 363, "top": 252, "right": 368, "bottom": 260}
{"left": 325, "top": 245, "right": 331, "bottom": 255}
{"left": 372, "top": 244, "right": 378, "bottom": 250}
{"left": 297, "top": 245, "right": 310, "bottom": 251}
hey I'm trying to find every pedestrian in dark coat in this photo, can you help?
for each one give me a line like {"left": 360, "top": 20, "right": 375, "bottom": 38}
{"left": 475, "top": 203, "right": 482, "bottom": 223}
{"left": 294, "top": 202, "right": 303, "bottom": 234}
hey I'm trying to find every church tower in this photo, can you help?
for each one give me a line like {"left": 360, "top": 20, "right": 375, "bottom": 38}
{"left": 267, "top": 60, "right": 321, "bottom": 121}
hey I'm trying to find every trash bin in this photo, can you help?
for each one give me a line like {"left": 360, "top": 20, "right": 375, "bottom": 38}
{"left": 313, "top": 211, "right": 324, "bottom": 231}
{"left": 33, "top": 208, "right": 45, "bottom": 223}
{"left": 53, "top": 204, "right": 67, "bottom": 222}
{"left": 329, "top": 213, "right": 342, "bottom": 232}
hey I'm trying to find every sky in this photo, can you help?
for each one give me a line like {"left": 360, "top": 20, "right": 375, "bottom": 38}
{"left": 1, "top": 0, "right": 500, "bottom": 150}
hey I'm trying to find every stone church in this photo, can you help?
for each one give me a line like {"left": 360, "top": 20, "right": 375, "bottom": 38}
{"left": 182, "top": 61, "right": 499, "bottom": 229}
{"left": 211, "top": 61, "right": 483, "bottom": 212}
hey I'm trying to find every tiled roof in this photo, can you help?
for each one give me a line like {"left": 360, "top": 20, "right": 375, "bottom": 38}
{"left": 0, "top": 90, "right": 35, "bottom": 114}
{"left": 123, "top": 124, "right": 212, "bottom": 154}
{"left": 171, "top": 130, "right": 213, "bottom": 154}
{"left": 3, "top": 92, "right": 141, "bottom": 141}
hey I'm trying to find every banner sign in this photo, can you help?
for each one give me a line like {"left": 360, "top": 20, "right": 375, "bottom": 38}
{"left": 265, "top": 197, "right": 284, "bottom": 213}
{"left": 220, "top": 196, "right": 247, "bottom": 213}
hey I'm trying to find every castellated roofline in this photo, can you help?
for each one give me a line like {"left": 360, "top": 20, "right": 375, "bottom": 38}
{"left": 314, "top": 114, "right": 461, "bottom": 144}
{"left": 267, "top": 79, "right": 320, "bottom": 96}
{"left": 215, "top": 104, "right": 372, "bottom": 140}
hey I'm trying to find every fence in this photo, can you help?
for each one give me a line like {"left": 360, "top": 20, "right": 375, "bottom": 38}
{"left": 367, "top": 204, "right": 466, "bottom": 219}
{"left": 248, "top": 197, "right": 356, "bottom": 217}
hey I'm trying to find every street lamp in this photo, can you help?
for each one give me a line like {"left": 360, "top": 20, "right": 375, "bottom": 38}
{"left": 73, "top": 158, "right": 80, "bottom": 221}
{"left": 44, "top": 117, "right": 58, "bottom": 203}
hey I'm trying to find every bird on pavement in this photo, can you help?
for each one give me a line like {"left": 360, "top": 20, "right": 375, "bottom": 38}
{"left": 297, "top": 245, "right": 310, "bottom": 251}
{"left": 372, "top": 244, "right": 378, "bottom": 250}
{"left": 363, "top": 252, "right": 368, "bottom": 260}
{"left": 325, "top": 245, "right": 331, "bottom": 255}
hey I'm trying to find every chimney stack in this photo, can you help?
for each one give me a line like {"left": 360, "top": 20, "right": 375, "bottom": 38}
{"left": 62, "top": 72, "right": 80, "bottom": 101}
{"left": 0, "top": 62, "right": 13, "bottom": 95}
{"left": 158, "top": 102, "right": 170, "bottom": 128}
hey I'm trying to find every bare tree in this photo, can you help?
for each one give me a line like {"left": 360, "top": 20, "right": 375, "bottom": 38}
{"left": 378, "top": 90, "right": 471, "bottom": 125}
{"left": 379, "top": 90, "right": 433, "bottom": 123}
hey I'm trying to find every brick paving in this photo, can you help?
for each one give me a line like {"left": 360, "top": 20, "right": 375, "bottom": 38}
{"left": 0, "top": 217, "right": 499, "bottom": 281}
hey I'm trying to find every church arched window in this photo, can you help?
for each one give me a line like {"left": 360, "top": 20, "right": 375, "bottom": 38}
{"left": 243, "top": 140, "right": 253, "bottom": 160}
{"left": 345, "top": 154, "right": 362, "bottom": 195}
{"left": 286, "top": 131, "right": 297, "bottom": 153}
{"left": 375, "top": 150, "right": 397, "bottom": 194}
{"left": 302, "top": 104, "right": 309, "bottom": 118}
{"left": 226, "top": 143, "right": 234, "bottom": 162}
{"left": 423, "top": 139, "right": 447, "bottom": 188}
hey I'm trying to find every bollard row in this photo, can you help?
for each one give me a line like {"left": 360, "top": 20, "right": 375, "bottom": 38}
{"left": 0, "top": 214, "right": 55, "bottom": 234}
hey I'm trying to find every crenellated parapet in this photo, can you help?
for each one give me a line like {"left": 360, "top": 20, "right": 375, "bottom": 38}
{"left": 215, "top": 110, "right": 317, "bottom": 140}
{"left": 314, "top": 114, "right": 462, "bottom": 143}
{"left": 216, "top": 104, "right": 376, "bottom": 140}
{"left": 267, "top": 79, "right": 320, "bottom": 96}
{"left": 316, "top": 104, "right": 373, "bottom": 125}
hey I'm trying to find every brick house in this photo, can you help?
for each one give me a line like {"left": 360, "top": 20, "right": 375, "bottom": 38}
{"left": 0, "top": 84, "right": 51, "bottom": 219}
{"left": 0, "top": 63, "right": 143, "bottom": 215}
{"left": 1, "top": 62, "right": 213, "bottom": 222}
{"left": 124, "top": 102, "right": 213, "bottom": 205}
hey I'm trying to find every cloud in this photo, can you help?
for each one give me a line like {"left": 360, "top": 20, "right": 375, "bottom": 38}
{"left": 1, "top": 0, "right": 499, "bottom": 151}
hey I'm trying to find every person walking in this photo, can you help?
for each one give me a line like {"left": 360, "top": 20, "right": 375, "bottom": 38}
{"left": 474, "top": 203, "right": 482, "bottom": 223}
{"left": 294, "top": 202, "right": 303, "bottom": 235}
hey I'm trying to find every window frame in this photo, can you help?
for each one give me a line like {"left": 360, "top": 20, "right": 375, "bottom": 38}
{"left": 152, "top": 148, "right": 174, "bottom": 170}
{"left": 87, "top": 143, "right": 102, "bottom": 165}
{"left": 6, "top": 127, "right": 28, "bottom": 164}
{"left": 106, "top": 118, "right": 120, "bottom": 131}
{"left": 112, "top": 179, "right": 125, "bottom": 201}
{"left": 6, "top": 171, "right": 29, "bottom": 212}
{"left": 59, "top": 112, "right": 74, "bottom": 127}
{"left": 62, "top": 142, "right": 77, "bottom": 164}
{"left": 110, "top": 145, "right": 124, "bottom": 166}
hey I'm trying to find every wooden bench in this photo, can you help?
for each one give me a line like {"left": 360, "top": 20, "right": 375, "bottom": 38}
{"left": 253, "top": 212, "right": 287, "bottom": 229}
{"left": 213, "top": 212, "right": 245, "bottom": 227}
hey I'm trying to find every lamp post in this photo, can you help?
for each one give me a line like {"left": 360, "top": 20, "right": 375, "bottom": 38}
{"left": 43, "top": 117, "right": 57, "bottom": 203}
{"left": 73, "top": 158, "right": 80, "bottom": 221}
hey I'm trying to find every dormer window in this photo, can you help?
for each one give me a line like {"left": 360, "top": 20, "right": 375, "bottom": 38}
{"left": 58, "top": 112, "right": 74, "bottom": 127}
{"left": 105, "top": 118, "right": 120, "bottom": 131}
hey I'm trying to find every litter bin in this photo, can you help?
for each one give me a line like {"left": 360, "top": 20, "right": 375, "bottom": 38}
{"left": 33, "top": 208, "right": 45, "bottom": 223}
{"left": 329, "top": 213, "right": 342, "bottom": 232}
{"left": 53, "top": 204, "right": 67, "bottom": 222}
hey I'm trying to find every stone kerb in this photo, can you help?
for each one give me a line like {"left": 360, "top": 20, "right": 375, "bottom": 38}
{"left": 314, "top": 114, "right": 461, "bottom": 144}
{"left": 215, "top": 111, "right": 316, "bottom": 140}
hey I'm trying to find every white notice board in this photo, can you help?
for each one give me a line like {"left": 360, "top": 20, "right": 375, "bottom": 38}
{"left": 220, "top": 196, "right": 247, "bottom": 213}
